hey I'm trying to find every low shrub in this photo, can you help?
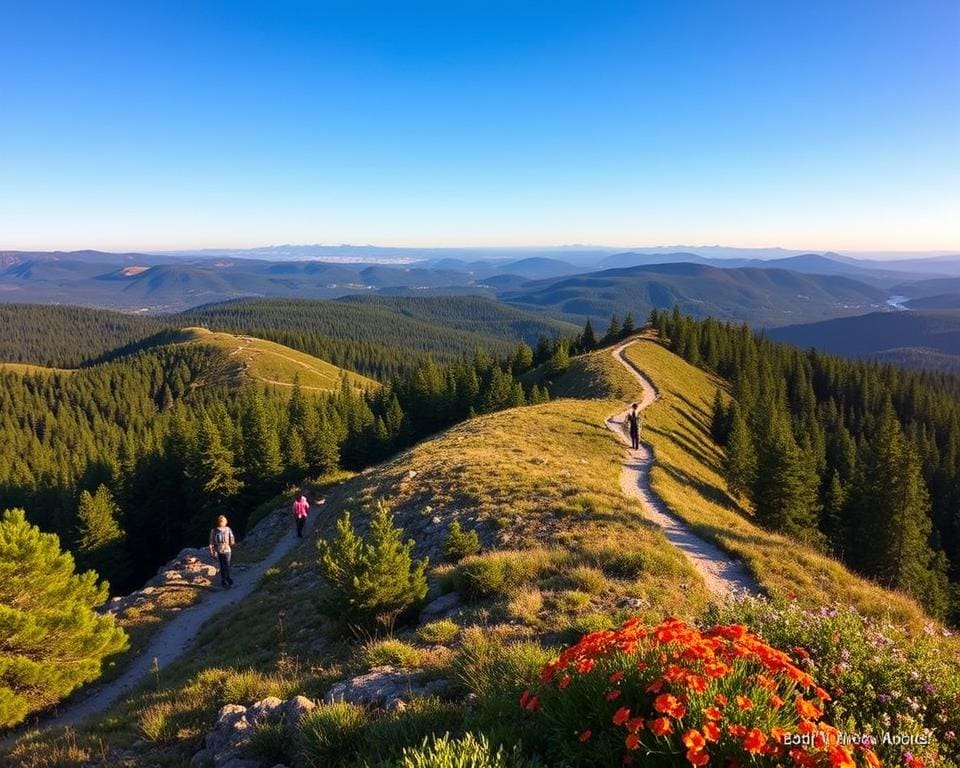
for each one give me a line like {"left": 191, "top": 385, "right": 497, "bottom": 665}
{"left": 453, "top": 550, "right": 549, "bottom": 601}
{"left": 358, "top": 697, "right": 466, "bottom": 764}
{"left": 568, "top": 612, "right": 615, "bottom": 635}
{"left": 417, "top": 619, "right": 460, "bottom": 645}
{"left": 522, "top": 616, "right": 880, "bottom": 767}
{"left": 363, "top": 639, "right": 424, "bottom": 668}
{"left": 296, "top": 702, "right": 369, "bottom": 767}
{"left": 552, "top": 590, "right": 592, "bottom": 613}
{"left": 245, "top": 720, "right": 290, "bottom": 765}
{"left": 707, "top": 597, "right": 960, "bottom": 767}
{"left": 219, "top": 669, "right": 289, "bottom": 705}
{"left": 506, "top": 587, "right": 544, "bottom": 624}
{"left": 371, "top": 731, "right": 539, "bottom": 768}
{"left": 136, "top": 702, "right": 176, "bottom": 743}
{"left": 444, "top": 521, "right": 481, "bottom": 562}
{"left": 580, "top": 541, "right": 647, "bottom": 579}
{"left": 566, "top": 565, "right": 608, "bottom": 595}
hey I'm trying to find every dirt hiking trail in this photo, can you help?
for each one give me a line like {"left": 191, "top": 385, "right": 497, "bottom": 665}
{"left": 5, "top": 503, "right": 321, "bottom": 741}
{"left": 606, "top": 341, "right": 761, "bottom": 600}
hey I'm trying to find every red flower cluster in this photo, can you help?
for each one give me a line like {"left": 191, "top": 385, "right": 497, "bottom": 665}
{"left": 522, "top": 617, "right": 883, "bottom": 767}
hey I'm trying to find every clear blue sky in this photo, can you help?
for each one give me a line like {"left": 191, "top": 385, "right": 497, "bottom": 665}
{"left": 1, "top": 1, "right": 957, "bottom": 251}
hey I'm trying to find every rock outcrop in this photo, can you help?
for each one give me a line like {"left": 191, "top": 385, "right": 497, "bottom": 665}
{"left": 190, "top": 696, "right": 315, "bottom": 768}
{"left": 323, "top": 665, "right": 449, "bottom": 710}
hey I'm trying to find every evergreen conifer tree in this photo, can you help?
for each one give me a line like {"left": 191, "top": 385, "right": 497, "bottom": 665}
{"left": 723, "top": 403, "right": 757, "bottom": 498}
{"left": 75, "top": 484, "right": 131, "bottom": 591}
{"left": 0, "top": 509, "right": 128, "bottom": 727}
{"left": 845, "top": 401, "right": 950, "bottom": 613}
{"left": 317, "top": 503, "right": 428, "bottom": 629}
{"left": 581, "top": 319, "right": 597, "bottom": 351}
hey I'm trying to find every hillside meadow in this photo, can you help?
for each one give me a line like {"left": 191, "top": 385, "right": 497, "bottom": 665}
{"left": 5, "top": 339, "right": 959, "bottom": 768}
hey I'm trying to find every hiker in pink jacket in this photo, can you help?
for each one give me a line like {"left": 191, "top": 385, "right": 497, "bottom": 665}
{"left": 292, "top": 495, "right": 309, "bottom": 538}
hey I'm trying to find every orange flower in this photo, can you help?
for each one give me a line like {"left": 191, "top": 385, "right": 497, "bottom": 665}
{"left": 686, "top": 749, "right": 710, "bottom": 766}
{"left": 579, "top": 729, "right": 592, "bottom": 743}
{"left": 559, "top": 674, "right": 572, "bottom": 689}
{"left": 795, "top": 696, "right": 822, "bottom": 719}
{"left": 685, "top": 674, "right": 708, "bottom": 693}
{"left": 714, "top": 694, "right": 728, "bottom": 707}
{"left": 769, "top": 694, "right": 785, "bottom": 709}
{"left": 625, "top": 732, "right": 640, "bottom": 750}
{"left": 735, "top": 695, "right": 753, "bottom": 710}
{"left": 653, "top": 693, "right": 686, "bottom": 718}
{"left": 650, "top": 717, "right": 673, "bottom": 736}
{"left": 828, "top": 746, "right": 855, "bottom": 768}
{"left": 606, "top": 689, "right": 622, "bottom": 702}
{"left": 814, "top": 686, "right": 832, "bottom": 701}
{"left": 905, "top": 758, "right": 925, "bottom": 768}
{"left": 703, "top": 706, "right": 723, "bottom": 721}
{"left": 742, "top": 728, "right": 767, "bottom": 754}
{"left": 727, "top": 724, "right": 747, "bottom": 739}
{"left": 612, "top": 706, "right": 631, "bottom": 726}
{"left": 770, "top": 726, "right": 788, "bottom": 743}
{"left": 609, "top": 670, "right": 625, "bottom": 684}
{"left": 863, "top": 750, "right": 881, "bottom": 768}
{"left": 540, "top": 664, "right": 556, "bottom": 683}
{"left": 702, "top": 721, "right": 721, "bottom": 742}
{"left": 576, "top": 658, "right": 596, "bottom": 674}
{"left": 682, "top": 729, "right": 706, "bottom": 751}
{"left": 627, "top": 716, "right": 645, "bottom": 733}
{"left": 703, "top": 661, "right": 731, "bottom": 678}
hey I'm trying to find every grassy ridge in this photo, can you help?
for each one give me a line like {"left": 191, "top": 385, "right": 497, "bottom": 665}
{"left": 623, "top": 337, "right": 936, "bottom": 627}
{"left": 180, "top": 328, "right": 376, "bottom": 393}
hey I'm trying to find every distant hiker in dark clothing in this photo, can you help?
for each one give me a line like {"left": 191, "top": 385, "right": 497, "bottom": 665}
{"left": 293, "top": 495, "right": 309, "bottom": 538}
{"left": 209, "top": 515, "right": 235, "bottom": 588}
{"left": 627, "top": 403, "right": 641, "bottom": 450}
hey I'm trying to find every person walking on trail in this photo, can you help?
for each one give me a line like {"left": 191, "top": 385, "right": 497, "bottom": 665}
{"left": 627, "top": 402, "right": 642, "bottom": 450}
{"left": 292, "top": 494, "right": 325, "bottom": 538}
{"left": 208, "top": 515, "right": 235, "bottom": 589}
{"left": 293, "top": 494, "right": 309, "bottom": 538}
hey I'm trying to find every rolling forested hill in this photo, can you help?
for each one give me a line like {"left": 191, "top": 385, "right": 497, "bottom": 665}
{"left": 768, "top": 309, "right": 960, "bottom": 372}
{"left": 180, "top": 296, "right": 575, "bottom": 378}
{"left": 501, "top": 262, "right": 888, "bottom": 326}
{"left": 0, "top": 304, "right": 174, "bottom": 367}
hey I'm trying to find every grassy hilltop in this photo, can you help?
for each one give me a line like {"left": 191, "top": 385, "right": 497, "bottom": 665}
{"left": 179, "top": 327, "right": 376, "bottom": 393}
{"left": 5, "top": 337, "right": 958, "bottom": 768}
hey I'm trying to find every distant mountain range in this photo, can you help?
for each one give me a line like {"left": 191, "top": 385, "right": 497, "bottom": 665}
{"left": 1, "top": 247, "right": 959, "bottom": 327}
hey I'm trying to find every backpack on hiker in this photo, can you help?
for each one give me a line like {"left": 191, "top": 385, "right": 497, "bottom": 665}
{"left": 212, "top": 526, "right": 233, "bottom": 554}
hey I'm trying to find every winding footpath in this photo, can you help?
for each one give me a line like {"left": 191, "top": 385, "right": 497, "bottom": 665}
{"left": 606, "top": 342, "right": 760, "bottom": 600}
{"left": 3, "top": 506, "right": 320, "bottom": 743}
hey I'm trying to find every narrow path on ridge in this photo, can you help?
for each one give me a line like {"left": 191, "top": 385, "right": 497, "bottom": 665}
{"left": 3, "top": 503, "right": 322, "bottom": 742}
{"left": 606, "top": 341, "right": 761, "bottom": 600}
